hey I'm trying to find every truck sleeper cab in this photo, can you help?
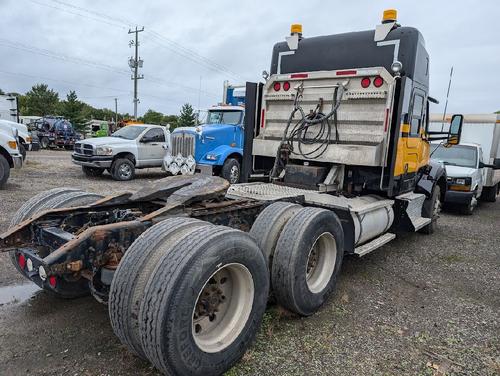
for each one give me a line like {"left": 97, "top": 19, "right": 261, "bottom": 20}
{"left": 0, "top": 10, "right": 465, "bottom": 376}
{"left": 164, "top": 106, "right": 245, "bottom": 183}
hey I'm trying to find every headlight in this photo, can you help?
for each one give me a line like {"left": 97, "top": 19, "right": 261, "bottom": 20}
{"left": 449, "top": 177, "right": 472, "bottom": 191}
{"left": 95, "top": 146, "right": 113, "bottom": 156}
{"left": 205, "top": 154, "right": 218, "bottom": 161}
{"left": 26, "top": 136, "right": 32, "bottom": 143}
{"left": 453, "top": 177, "right": 471, "bottom": 185}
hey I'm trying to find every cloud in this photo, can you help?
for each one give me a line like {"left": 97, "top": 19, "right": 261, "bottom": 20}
{"left": 1, "top": 0, "right": 499, "bottom": 116}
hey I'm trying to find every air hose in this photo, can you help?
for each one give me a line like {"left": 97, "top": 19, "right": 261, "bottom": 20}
{"left": 270, "top": 83, "right": 345, "bottom": 179}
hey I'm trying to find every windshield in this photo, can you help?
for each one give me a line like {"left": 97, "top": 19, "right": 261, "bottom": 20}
{"left": 112, "top": 126, "right": 146, "bottom": 140}
{"left": 205, "top": 110, "right": 242, "bottom": 125}
{"left": 431, "top": 144, "right": 477, "bottom": 168}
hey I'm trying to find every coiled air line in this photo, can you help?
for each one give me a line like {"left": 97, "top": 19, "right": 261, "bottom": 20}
{"left": 270, "top": 83, "right": 345, "bottom": 180}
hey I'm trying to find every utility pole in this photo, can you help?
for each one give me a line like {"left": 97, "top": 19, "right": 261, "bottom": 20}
{"left": 128, "top": 26, "right": 144, "bottom": 120}
{"left": 114, "top": 98, "right": 118, "bottom": 132}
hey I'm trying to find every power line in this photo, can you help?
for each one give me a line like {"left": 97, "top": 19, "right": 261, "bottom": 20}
{"left": 0, "top": 38, "right": 219, "bottom": 98}
{"left": 33, "top": 0, "right": 245, "bottom": 81}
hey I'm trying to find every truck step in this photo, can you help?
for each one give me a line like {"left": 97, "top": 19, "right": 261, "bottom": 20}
{"left": 411, "top": 216, "right": 431, "bottom": 231}
{"left": 354, "top": 232, "right": 396, "bottom": 257}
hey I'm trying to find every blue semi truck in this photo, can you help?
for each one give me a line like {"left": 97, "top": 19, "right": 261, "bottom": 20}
{"left": 163, "top": 82, "right": 246, "bottom": 183}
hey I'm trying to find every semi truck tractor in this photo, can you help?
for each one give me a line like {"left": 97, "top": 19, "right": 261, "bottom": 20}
{"left": 164, "top": 83, "right": 246, "bottom": 183}
{"left": 0, "top": 10, "right": 463, "bottom": 376}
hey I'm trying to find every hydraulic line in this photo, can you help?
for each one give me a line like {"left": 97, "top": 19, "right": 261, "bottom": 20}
{"left": 270, "top": 83, "right": 345, "bottom": 179}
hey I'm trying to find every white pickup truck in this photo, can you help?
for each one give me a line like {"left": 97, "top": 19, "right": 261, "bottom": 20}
{"left": 430, "top": 114, "right": 500, "bottom": 214}
{"left": 72, "top": 124, "right": 170, "bottom": 181}
{"left": 0, "top": 127, "right": 23, "bottom": 188}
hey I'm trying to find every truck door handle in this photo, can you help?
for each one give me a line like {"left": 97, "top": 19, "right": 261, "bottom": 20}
{"left": 205, "top": 136, "right": 215, "bottom": 140}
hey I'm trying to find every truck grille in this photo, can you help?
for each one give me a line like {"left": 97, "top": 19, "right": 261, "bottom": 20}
{"left": 171, "top": 132, "right": 195, "bottom": 157}
{"left": 74, "top": 143, "right": 94, "bottom": 156}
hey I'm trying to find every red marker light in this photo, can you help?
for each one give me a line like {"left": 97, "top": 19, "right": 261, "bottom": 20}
{"left": 361, "top": 77, "right": 371, "bottom": 88}
{"left": 290, "top": 73, "right": 308, "bottom": 79}
{"left": 283, "top": 81, "right": 291, "bottom": 91}
{"left": 273, "top": 82, "right": 281, "bottom": 91}
{"left": 18, "top": 254, "right": 26, "bottom": 269}
{"left": 49, "top": 276, "right": 57, "bottom": 288}
{"left": 373, "top": 76, "right": 384, "bottom": 87}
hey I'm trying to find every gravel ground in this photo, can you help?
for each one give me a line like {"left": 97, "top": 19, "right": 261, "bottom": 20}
{"left": 0, "top": 150, "right": 498, "bottom": 376}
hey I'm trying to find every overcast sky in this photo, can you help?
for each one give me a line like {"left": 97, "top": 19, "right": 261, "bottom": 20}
{"left": 1, "top": 0, "right": 499, "bottom": 117}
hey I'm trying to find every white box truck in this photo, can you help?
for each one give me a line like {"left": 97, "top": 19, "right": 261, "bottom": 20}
{"left": 430, "top": 114, "right": 500, "bottom": 203}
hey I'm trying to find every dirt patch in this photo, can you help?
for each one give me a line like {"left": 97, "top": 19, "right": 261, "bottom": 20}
{"left": 0, "top": 150, "right": 498, "bottom": 375}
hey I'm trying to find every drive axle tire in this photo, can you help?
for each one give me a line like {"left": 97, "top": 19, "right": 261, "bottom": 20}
{"left": 0, "top": 154, "right": 10, "bottom": 188}
{"left": 480, "top": 184, "right": 497, "bottom": 202}
{"left": 419, "top": 185, "right": 441, "bottom": 235}
{"left": 111, "top": 158, "right": 135, "bottom": 181}
{"left": 221, "top": 158, "right": 240, "bottom": 184}
{"left": 9, "top": 188, "right": 103, "bottom": 297}
{"left": 139, "top": 225, "right": 269, "bottom": 376}
{"left": 40, "top": 137, "right": 50, "bottom": 149}
{"left": 109, "top": 217, "right": 213, "bottom": 359}
{"left": 250, "top": 201, "right": 302, "bottom": 269}
{"left": 272, "top": 207, "right": 344, "bottom": 316}
{"left": 82, "top": 166, "right": 105, "bottom": 177}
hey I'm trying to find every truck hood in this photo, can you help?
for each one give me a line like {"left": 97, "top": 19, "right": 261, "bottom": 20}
{"left": 443, "top": 165, "right": 476, "bottom": 178}
{"left": 172, "top": 123, "right": 236, "bottom": 136}
{"left": 79, "top": 136, "right": 133, "bottom": 146}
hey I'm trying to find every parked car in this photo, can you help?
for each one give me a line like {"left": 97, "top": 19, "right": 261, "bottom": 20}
{"left": 0, "top": 126, "right": 23, "bottom": 187}
{"left": 72, "top": 124, "right": 170, "bottom": 180}
{"left": 0, "top": 119, "right": 33, "bottom": 159}
{"left": 431, "top": 142, "right": 499, "bottom": 214}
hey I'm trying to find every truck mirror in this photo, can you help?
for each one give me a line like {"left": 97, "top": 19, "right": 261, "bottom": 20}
{"left": 447, "top": 114, "right": 463, "bottom": 145}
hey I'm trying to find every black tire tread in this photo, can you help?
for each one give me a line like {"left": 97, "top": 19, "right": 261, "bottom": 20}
{"left": 272, "top": 207, "right": 344, "bottom": 316}
{"left": 249, "top": 201, "right": 302, "bottom": 266}
{"left": 109, "top": 217, "right": 212, "bottom": 358}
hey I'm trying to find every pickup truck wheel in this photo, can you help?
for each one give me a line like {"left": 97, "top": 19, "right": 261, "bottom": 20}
{"left": 40, "top": 137, "right": 50, "bottom": 149}
{"left": 271, "top": 207, "right": 344, "bottom": 316}
{"left": 139, "top": 225, "right": 268, "bottom": 376}
{"left": 111, "top": 158, "right": 135, "bottom": 181}
{"left": 82, "top": 166, "right": 105, "bottom": 177}
{"left": 221, "top": 158, "right": 240, "bottom": 184}
{"left": 109, "top": 217, "right": 213, "bottom": 359}
{"left": 480, "top": 184, "right": 497, "bottom": 202}
{"left": 8, "top": 188, "right": 103, "bottom": 297}
{"left": 0, "top": 154, "right": 10, "bottom": 188}
{"left": 419, "top": 185, "right": 441, "bottom": 235}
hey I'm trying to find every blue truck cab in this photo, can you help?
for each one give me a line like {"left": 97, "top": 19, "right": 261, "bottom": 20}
{"left": 164, "top": 105, "right": 245, "bottom": 183}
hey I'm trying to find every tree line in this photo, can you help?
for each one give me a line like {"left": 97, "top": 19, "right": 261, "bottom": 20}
{"left": 0, "top": 84, "right": 197, "bottom": 131}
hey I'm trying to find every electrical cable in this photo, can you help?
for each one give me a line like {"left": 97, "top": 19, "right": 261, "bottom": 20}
{"left": 270, "top": 84, "right": 345, "bottom": 179}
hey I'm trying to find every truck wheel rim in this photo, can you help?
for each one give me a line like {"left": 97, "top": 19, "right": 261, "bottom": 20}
{"left": 306, "top": 232, "right": 337, "bottom": 294}
{"left": 119, "top": 164, "right": 131, "bottom": 178}
{"left": 229, "top": 165, "right": 239, "bottom": 183}
{"left": 192, "top": 263, "right": 254, "bottom": 353}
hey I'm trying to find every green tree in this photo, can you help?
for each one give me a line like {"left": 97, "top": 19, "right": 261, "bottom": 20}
{"left": 0, "top": 88, "right": 4, "bottom": 95}
{"left": 142, "top": 109, "right": 165, "bottom": 124}
{"left": 163, "top": 114, "right": 178, "bottom": 130}
{"left": 24, "top": 84, "right": 59, "bottom": 116}
{"left": 60, "top": 90, "right": 85, "bottom": 130}
{"left": 178, "top": 103, "right": 196, "bottom": 127}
